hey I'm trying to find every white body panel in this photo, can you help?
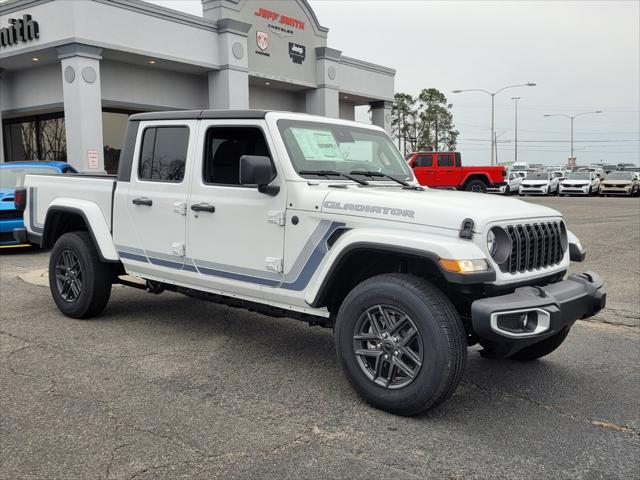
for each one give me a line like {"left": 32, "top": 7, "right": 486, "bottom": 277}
{"left": 23, "top": 111, "right": 577, "bottom": 318}
{"left": 22, "top": 174, "right": 118, "bottom": 260}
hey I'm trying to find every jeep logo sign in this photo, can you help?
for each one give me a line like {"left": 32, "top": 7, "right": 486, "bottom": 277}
{"left": 0, "top": 14, "right": 39, "bottom": 49}
{"left": 288, "top": 42, "right": 306, "bottom": 64}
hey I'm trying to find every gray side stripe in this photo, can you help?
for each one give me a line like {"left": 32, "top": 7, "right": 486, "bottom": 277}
{"left": 117, "top": 220, "right": 345, "bottom": 290}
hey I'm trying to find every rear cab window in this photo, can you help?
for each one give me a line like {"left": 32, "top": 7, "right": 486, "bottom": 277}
{"left": 138, "top": 126, "right": 190, "bottom": 182}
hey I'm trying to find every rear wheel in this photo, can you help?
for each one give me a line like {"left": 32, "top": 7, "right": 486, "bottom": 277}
{"left": 334, "top": 273, "right": 466, "bottom": 416}
{"left": 49, "top": 231, "right": 113, "bottom": 319}
{"left": 465, "top": 179, "right": 487, "bottom": 193}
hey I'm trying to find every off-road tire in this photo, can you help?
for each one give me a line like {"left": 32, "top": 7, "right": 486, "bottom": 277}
{"left": 49, "top": 231, "right": 113, "bottom": 319}
{"left": 334, "top": 273, "right": 466, "bottom": 416}
{"left": 465, "top": 179, "right": 487, "bottom": 193}
{"left": 508, "top": 327, "right": 571, "bottom": 361}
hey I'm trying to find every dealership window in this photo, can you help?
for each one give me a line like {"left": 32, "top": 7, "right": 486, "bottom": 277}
{"left": 102, "top": 110, "right": 132, "bottom": 174}
{"left": 2, "top": 113, "right": 66, "bottom": 162}
{"left": 138, "top": 126, "right": 189, "bottom": 182}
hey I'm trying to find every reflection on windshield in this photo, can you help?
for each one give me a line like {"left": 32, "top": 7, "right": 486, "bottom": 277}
{"left": 277, "top": 120, "right": 413, "bottom": 182}
{"left": 567, "top": 173, "right": 590, "bottom": 180}
{"left": 605, "top": 172, "right": 633, "bottom": 180}
{"left": 527, "top": 172, "right": 548, "bottom": 180}
{"left": 0, "top": 167, "right": 59, "bottom": 188}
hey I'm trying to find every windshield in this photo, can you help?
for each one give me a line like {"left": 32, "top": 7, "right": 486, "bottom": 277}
{"left": 567, "top": 172, "right": 590, "bottom": 180}
{"left": 526, "top": 172, "right": 549, "bottom": 180}
{"left": 0, "top": 167, "right": 59, "bottom": 189}
{"left": 277, "top": 120, "right": 413, "bottom": 182}
{"left": 605, "top": 172, "right": 633, "bottom": 180}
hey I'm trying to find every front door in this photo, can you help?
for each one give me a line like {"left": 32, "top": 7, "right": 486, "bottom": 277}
{"left": 411, "top": 154, "right": 435, "bottom": 186}
{"left": 186, "top": 121, "right": 286, "bottom": 299}
{"left": 113, "top": 120, "right": 197, "bottom": 280}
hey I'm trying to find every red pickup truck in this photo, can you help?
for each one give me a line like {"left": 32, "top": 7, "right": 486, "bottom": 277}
{"left": 405, "top": 152, "right": 506, "bottom": 193}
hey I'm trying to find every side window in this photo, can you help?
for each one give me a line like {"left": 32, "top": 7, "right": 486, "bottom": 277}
{"left": 414, "top": 155, "right": 433, "bottom": 167}
{"left": 203, "top": 127, "right": 271, "bottom": 185}
{"left": 437, "top": 154, "right": 454, "bottom": 167}
{"left": 138, "top": 126, "right": 189, "bottom": 182}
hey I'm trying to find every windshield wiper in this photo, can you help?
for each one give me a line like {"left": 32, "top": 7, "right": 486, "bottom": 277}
{"left": 350, "top": 170, "right": 410, "bottom": 187}
{"left": 299, "top": 170, "right": 369, "bottom": 185}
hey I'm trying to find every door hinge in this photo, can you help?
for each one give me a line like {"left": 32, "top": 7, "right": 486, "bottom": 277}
{"left": 267, "top": 210, "right": 286, "bottom": 226}
{"left": 171, "top": 242, "right": 186, "bottom": 257}
{"left": 173, "top": 201, "right": 187, "bottom": 215}
{"left": 265, "top": 257, "right": 283, "bottom": 273}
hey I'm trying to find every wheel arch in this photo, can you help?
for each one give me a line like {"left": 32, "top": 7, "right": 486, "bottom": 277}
{"left": 307, "top": 242, "right": 495, "bottom": 311}
{"left": 42, "top": 205, "right": 119, "bottom": 263}
{"left": 462, "top": 173, "right": 490, "bottom": 187}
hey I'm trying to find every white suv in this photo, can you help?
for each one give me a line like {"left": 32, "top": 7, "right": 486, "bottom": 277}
{"left": 560, "top": 171, "right": 601, "bottom": 196}
{"left": 519, "top": 171, "right": 559, "bottom": 196}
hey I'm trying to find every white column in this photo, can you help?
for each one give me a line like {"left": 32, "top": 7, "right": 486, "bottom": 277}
{"left": 306, "top": 47, "right": 341, "bottom": 118}
{"left": 0, "top": 68, "right": 4, "bottom": 163}
{"left": 57, "top": 43, "right": 104, "bottom": 172}
{"left": 208, "top": 19, "right": 250, "bottom": 110}
{"left": 371, "top": 100, "right": 393, "bottom": 134}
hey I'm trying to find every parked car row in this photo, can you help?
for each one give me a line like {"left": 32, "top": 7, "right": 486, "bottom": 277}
{"left": 517, "top": 170, "right": 640, "bottom": 197}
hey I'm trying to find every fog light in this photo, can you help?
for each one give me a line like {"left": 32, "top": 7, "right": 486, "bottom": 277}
{"left": 489, "top": 308, "right": 551, "bottom": 338}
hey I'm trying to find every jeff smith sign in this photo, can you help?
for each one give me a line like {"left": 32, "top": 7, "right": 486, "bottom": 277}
{"left": 0, "top": 14, "right": 40, "bottom": 48}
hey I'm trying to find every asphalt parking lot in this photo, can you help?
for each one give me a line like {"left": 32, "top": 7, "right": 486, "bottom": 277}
{"left": 1, "top": 196, "right": 638, "bottom": 479}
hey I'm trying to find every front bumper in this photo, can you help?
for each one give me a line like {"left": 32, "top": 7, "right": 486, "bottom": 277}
{"left": 519, "top": 186, "right": 548, "bottom": 195}
{"left": 600, "top": 186, "right": 632, "bottom": 196}
{"left": 471, "top": 271, "right": 605, "bottom": 356}
{"left": 560, "top": 185, "right": 590, "bottom": 195}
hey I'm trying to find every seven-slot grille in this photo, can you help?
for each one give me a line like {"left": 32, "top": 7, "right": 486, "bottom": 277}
{"left": 499, "top": 221, "right": 565, "bottom": 273}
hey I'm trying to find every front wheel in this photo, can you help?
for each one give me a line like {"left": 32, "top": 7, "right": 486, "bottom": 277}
{"left": 334, "top": 273, "right": 466, "bottom": 416}
{"left": 49, "top": 231, "right": 113, "bottom": 319}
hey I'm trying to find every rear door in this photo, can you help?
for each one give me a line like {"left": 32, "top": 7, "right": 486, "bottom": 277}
{"left": 411, "top": 154, "right": 436, "bottom": 185}
{"left": 113, "top": 120, "right": 197, "bottom": 280}
{"left": 436, "top": 153, "right": 460, "bottom": 186}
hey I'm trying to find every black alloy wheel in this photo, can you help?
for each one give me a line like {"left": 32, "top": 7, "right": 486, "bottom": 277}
{"left": 352, "top": 305, "right": 423, "bottom": 389}
{"left": 54, "top": 249, "right": 83, "bottom": 302}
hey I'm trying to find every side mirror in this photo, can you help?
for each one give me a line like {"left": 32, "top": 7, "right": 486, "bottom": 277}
{"left": 239, "top": 155, "right": 279, "bottom": 195}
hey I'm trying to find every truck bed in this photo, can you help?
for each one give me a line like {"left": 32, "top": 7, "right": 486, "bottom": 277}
{"left": 25, "top": 174, "right": 116, "bottom": 233}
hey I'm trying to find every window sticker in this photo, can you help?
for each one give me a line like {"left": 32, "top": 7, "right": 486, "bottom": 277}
{"left": 290, "top": 128, "right": 343, "bottom": 161}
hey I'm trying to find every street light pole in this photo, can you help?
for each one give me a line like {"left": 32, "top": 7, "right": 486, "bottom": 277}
{"left": 452, "top": 82, "right": 536, "bottom": 165}
{"left": 544, "top": 110, "right": 603, "bottom": 164}
{"left": 511, "top": 97, "right": 521, "bottom": 163}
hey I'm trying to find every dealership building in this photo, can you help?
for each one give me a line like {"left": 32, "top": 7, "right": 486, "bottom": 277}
{"left": 0, "top": 0, "right": 395, "bottom": 172}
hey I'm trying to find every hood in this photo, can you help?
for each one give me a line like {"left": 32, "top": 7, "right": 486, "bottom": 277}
{"left": 521, "top": 179, "right": 549, "bottom": 185}
{"left": 562, "top": 179, "right": 590, "bottom": 185}
{"left": 321, "top": 185, "right": 561, "bottom": 233}
{"left": 0, "top": 188, "right": 16, "bottom": 210}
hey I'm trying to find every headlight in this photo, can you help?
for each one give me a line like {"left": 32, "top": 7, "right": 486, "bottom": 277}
{"left": 487, "top": 230, "right": 497, "bottom": 256}
{"left": 487, "top": 227, "right": 511, "bottom": 264}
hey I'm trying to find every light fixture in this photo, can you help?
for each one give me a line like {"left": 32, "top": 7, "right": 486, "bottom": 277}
{"left": 31, "top": 57, "right": 39, "bottom": 62}
{"left": 148, "top": 59, "right": 156, "bottom": 64}
{"left": 265, "top": 81, "right": 270, "bottom": 85}
{"left": 344, "top": 95, "right": 348, "bottom": 99}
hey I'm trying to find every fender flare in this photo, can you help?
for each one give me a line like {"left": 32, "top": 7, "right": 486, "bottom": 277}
{"left": 304, "top": 229, "right": 495, "bottom": 308}
{"left": 43, "top": 200, "right": 119, "bottom": 262}
{"left": 462, "top": 173, "right": 491, "bottom": 186}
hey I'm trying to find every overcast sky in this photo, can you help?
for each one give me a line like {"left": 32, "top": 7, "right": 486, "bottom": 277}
{"left": 149, "top": 0, "right": 639, "bottom": 166}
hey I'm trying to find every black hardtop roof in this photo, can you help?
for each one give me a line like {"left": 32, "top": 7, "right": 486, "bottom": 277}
{"left": 129, "top": 109, "right": 270, "bottom": 121}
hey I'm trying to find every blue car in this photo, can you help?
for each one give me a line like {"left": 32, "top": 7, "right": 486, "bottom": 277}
{"left": 0, "top": 161, "right": 77, "bottom": 247}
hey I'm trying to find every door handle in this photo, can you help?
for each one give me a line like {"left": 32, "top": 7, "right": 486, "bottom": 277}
{"left": 132, "top": 197, "right": 153, "bottom": 206}
{"left": 191, "top": 203, "right": 216, "bottom": 213}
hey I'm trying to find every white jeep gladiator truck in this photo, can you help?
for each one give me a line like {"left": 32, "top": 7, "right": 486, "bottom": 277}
{"left": 14, "top": 110, "right": 605, "bottom": 416}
